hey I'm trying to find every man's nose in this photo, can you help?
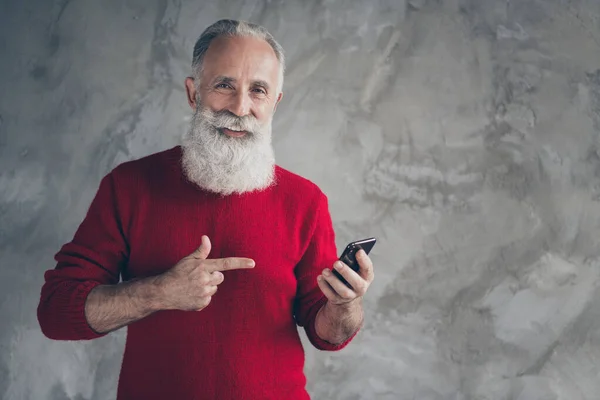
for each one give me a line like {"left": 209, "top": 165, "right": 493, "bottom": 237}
{"left": 227, "top": 91, "right": 251, "bottom": 117}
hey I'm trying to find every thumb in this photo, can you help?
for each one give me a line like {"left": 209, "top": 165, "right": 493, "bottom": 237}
{"left": 191, "top": 235, "right": 211, "bottom": 260}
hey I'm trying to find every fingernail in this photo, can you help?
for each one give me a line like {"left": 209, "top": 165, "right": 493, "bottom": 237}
{"left": 247, "top": 260, "right": 255, "bottom": 267}
{"left": 334, "top": 262, "right": 343, "bottom": 270}
{"left": 323, "top": 268, "right": 331, "bottom": 276}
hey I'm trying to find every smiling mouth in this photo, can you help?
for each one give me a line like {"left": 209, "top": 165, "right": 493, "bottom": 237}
{"left": 220, "top": 128, "right": 247, "bottom": 138}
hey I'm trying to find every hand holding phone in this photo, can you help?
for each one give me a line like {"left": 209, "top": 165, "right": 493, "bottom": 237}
{"left": 332, "top": 237, "right": 376, "bottom": 289}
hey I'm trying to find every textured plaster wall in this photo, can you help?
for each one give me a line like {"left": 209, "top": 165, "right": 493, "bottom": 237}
{"left": 1, "top": 0, "right": 600, "bottom": 399}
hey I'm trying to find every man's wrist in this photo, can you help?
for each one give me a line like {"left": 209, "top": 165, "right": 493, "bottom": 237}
{"left": 132, "top": 276, "right": 167, "bottom": 314}
{"left": 326, "top": 297, "right": 363, "bottom": 313}
{"left": 316, "top": 297, "right": 364, "bottom": 344}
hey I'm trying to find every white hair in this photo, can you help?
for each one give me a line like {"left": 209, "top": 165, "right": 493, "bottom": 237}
{"left": 181, "top": 104, "right": 276, "bottom": 195}
{"left": 192, "top": 19, "right": 285, "bottom": 93}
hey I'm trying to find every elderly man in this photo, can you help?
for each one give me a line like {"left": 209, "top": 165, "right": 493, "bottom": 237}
{"left": 37, "top": 19, "right": 375, "bottom": 400}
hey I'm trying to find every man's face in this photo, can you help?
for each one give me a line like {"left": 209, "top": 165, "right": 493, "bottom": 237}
{"left": 186, "top": 35, "right": 282, "bottom": 134}
{"left": 180, "top": 35, "right": 283, "bottom": 195}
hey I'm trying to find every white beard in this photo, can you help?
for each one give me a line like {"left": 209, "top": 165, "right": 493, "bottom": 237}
{"left": 181, "top": 104, "right": 276, "bottom": 196}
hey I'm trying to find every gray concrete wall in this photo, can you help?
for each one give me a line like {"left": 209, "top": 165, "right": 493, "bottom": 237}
{"left": 2, "top": 0, "right": 600, "bottom": 399}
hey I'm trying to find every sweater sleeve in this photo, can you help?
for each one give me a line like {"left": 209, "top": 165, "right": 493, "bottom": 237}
{"left": 293, "top": 192, "right": 359, "bottom": 351}
{"left": 37, "top": 171, "right": 129, "bottom": 340}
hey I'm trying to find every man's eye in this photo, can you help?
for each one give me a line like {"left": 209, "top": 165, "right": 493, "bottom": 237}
{"left": 216, "top": 83, "right": 231, "bottom": 89}
{"left": 253, "top": 88, "right": 266, "bottom": 94}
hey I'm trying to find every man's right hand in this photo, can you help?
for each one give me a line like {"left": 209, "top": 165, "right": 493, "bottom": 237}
{"left": 154, "top": 235, "right": 255, "bottom": 311}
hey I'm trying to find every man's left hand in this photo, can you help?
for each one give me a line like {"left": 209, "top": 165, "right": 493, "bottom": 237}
{"left": 317, "top": 249, "right": 375, "bottom": 306}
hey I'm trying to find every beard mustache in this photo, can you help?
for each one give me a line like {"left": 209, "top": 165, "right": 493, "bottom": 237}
{"left": 181, "top": 104, "right": 276, "bottom": 196}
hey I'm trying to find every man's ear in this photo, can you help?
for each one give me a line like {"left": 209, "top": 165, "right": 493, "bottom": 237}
{"left": 273, "top": 92, "right": 283, "bottom": 113}
{"left": 185, "top": 77, "right": 198, "bottom": 109}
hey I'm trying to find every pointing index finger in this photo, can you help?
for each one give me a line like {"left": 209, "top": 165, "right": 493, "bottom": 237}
{"left": 205, "top": 257, "right": 255, "bottom": 272}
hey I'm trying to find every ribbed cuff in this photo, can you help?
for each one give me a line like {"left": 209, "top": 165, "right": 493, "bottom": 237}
{"left": 304, "top": 296, "right": 359, "bottom": 351}
{"left": 55, "top": 280, "right": 107, "bottom": 340}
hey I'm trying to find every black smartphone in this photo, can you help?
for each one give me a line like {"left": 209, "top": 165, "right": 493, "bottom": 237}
{"left": 332, "top": 237, "right": 377, "bottom": 289}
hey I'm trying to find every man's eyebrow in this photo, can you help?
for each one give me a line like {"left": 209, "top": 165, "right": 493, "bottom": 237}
{"left": 212, "top": 76, "right": 271, "bottom": 91}
{"left": 212, "top": 76, "right": 236, "bottom": 85}
{"left": 252, "top": 80, "right": 270, "bottom": 90}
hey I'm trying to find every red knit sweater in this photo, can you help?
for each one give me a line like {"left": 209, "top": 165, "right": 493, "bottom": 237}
{"left": 37, "top": 146, "right": 356, "bottom": 400}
